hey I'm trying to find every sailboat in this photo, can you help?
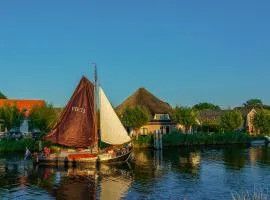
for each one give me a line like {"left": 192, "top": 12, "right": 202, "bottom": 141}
{"left": 33, "top": 70, "right": 132, "bottom": 165}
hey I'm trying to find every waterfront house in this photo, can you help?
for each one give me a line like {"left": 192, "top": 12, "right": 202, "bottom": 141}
{"left": 234, "top": 107, "right": 257, "bottom": 134}
{"left": 197, "top": 110, "right": 225, "bottom": 133}
{"left": 197, "top": 108, "right": 257, "bottom": 134}
{"left": 0, "top": 99, "right": 45, "bottom": 134}
{"left": 116, "top": 88, "right": 176, "bottom": 135}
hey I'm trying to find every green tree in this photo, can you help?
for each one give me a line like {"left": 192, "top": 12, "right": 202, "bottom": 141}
{"left": 243, "top": 99, "right": 264, "bottom": 109}
{"left": 172, "top": 106, "right": 198, "bottom": 133}
{"left": 263, "top": 105, "right": 270, "bottom": 110}
{"left": 252, "top": 111, "right": 270, "bottom": 134}
{"left": 0, "top": 104, "right": 23, "bottom": 131}
{"left": 220, "top": 110, "right": 243, "bottom": 132}
{"left": 0, "top": 92, "right": 7, "bottom": 99}
{"left": 28, "top": 103, "right": 58, "bottom": 132}
{"left": 193, "top": 102, "right": 221, "bottom": 111}
{"left": 200, "top": 118, "right": 221, "bottom": 133}
{"left": 119, "top": 106, "right": 151, "bottom": 132}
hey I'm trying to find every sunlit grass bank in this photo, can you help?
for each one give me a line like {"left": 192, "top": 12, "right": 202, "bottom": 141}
{"left": 132, "top": 132, "right": 266, "bottom": 149}
{"left": 0, "top": 138, "right": 39, "bottom": 152}
{"left": 0, "top": 138, "right": 53, "bottom": 153}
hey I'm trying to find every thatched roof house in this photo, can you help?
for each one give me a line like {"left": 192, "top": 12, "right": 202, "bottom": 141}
{"left": 116, "top": 87, "right": 175, "bottom": 135}
{"left": 198, "top": 110, "right": 225, "bottom": 122}
{"left": 116, "top": 87, "right": 173, "bottom": 118}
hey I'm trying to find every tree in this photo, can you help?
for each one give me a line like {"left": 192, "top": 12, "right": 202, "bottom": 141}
{"left": 193, "top": 102, "right": 221, "bottom": 111}
{"left": 119, "top": 106, "right": 151, "bottom": 132}
{"left": 172, "top": 106, "right": 198, "bottom": 133}
{"left": 0, "top": 92, "right": 7, "bottom": 99}
{"left": 252, "top": 111, "right": 270, "bottom": 134}
{"left": 243, "top": 99, "right": 264, "bottom": 109}
{"left": 263, "top": 105, "right": 270, "bottom": 111}
{"left": 28, "top": 103, "right": 58, "bottom": 132}
{"left": 220, "top": 110, "right": 243, "bottom": 132}
{"left": 200, "top": 118, "right": 221, "bottom": 133}
{"left": 0, "top": 103, "right": 23, "bottom": 131}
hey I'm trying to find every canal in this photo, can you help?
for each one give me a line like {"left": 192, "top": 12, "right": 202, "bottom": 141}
{"left": 0, "top": 145, "right": 269, "bottom": 200}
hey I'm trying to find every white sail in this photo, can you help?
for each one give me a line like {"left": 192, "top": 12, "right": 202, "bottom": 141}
{"left": 99, "top": 87, "right": 131, "bottom": 145}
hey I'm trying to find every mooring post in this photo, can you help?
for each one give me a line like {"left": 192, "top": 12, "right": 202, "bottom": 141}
{"left": 154, "top": 130, "right": 163, "bottom": 150}
{"left": 160, "top": 131, "right": 163, "bottom": 150}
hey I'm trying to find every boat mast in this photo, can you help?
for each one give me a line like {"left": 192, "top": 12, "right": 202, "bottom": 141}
{"left": 93, "top": 63, "right": 99, "bottom": 149}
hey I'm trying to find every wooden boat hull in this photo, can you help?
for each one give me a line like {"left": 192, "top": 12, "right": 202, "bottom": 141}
{"left": 98, "top": 149, "right": 132, "bottom": 163}
{"left": 33, "top": 152, "right": 98, "bottom": 167}
{"left": 33, "top": 149, "right": 132, "bottom": 166}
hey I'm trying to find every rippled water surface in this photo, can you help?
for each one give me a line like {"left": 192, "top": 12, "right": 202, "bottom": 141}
{"left": 0, "top": 145, "right": 270, "bottom": 200}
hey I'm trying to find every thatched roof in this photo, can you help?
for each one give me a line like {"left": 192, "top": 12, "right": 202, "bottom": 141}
{"left": 198, "top": 110, "right": 225, "bottom": 122}
{"left": 233, "top": 107, "right": 255, "bottom": 116}
{"left": 116, "top": 87, "right": 173, "bottom": 117}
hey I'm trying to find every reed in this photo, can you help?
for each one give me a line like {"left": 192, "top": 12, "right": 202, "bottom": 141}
{"left": 132, "top": 132, "right": 265, "bottom": 149}
{"left": 231, "top": 186, "right": 270, "bottom": 200}
{"left": 0, "top": 138, "right": 39, "bottom": 152}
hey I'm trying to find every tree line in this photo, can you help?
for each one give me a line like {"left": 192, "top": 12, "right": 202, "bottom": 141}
{"left": 0, "top": 92, "right": 269, "bottom": 136}
{"left": 0, "top": 103, "right": 57, "bottom": 133}
{"left": 118, "top": 99, "right": 270, "bottom": 135}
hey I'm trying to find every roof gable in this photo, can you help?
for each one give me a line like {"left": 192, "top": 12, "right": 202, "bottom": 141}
{"left": 116, "top": 87, "right": 172, "bottom": 117}
{"left": 0, "top": 99, "right": 45, "bottom": 116}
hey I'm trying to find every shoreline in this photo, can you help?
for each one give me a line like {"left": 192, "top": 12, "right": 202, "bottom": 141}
{"left": 132, "top": 132, "right": 268, "bottom": 149}
{"left": 0, "top": 133, "right": 268, "bottom": 153}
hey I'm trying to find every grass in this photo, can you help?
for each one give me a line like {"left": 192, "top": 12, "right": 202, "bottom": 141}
{"left": 0, "top": 138, "right": 38, "bottom": 152}
{"left": 132, "top": 132, "right": 267, "bottom": 149}
{"left": 0, "top": 138, "right": 52, "bottom": 153}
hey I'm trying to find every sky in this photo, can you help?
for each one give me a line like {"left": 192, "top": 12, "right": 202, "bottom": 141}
{"left": 0, "top": 0, "right": 269, "bottom": 108}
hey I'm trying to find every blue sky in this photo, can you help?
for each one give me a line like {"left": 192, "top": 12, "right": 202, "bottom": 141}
{"left": 0, "top": 0, "right": 269, "bottom": 108}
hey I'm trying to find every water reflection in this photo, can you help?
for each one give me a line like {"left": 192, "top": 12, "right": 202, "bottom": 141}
{"left": 0, "top": 146, "right": 269, "bottom": 199}
{"left": 223, "top": 147, "right": 246, "bottom": 169}
{"left": 0, "top": 158, "right": 132, "bottom": 200}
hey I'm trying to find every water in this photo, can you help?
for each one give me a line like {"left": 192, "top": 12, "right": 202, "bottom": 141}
{"left": 0, "top": 145, "right": 270, "bottom": 200}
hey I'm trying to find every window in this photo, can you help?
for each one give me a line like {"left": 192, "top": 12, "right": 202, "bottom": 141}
{"left": 141, "top": 128, "right": 148, "bottom": 135}
{"left": 154, "top": 114, "right": 170, "bottom": 120}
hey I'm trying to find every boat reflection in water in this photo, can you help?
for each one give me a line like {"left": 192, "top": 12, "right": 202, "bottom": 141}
{"left": 31, "top": 163, "right": 132, "bottom": 200}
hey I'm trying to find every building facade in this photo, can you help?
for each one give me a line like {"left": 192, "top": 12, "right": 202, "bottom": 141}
{"left": 139, "top": 114, "right": 176, "bottom": 135}
{"left": 116, "top": 88, "right": 175, "bottom": 136}
{"left": 0, "top": 99, "right": 45, "bottom": 133}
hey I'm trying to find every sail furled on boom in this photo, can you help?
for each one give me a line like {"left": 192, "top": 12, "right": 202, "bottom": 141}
{"left": 45, "top": 76, "right": 97, "bottom": 148}
{"left": 99, "top": 87, "right": 131, "bottom": 145}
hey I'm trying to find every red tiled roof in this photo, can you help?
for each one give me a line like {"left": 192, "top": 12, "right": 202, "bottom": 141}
{"left": 0, "top": 99, "right": 45, "bottom": 116}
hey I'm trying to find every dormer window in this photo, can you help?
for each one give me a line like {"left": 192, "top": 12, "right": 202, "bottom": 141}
{"left": 154, "top": 114, "right": 170, "bottom": 121}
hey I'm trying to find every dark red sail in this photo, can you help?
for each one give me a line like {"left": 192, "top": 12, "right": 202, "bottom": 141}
{"left": 45, "top": 76, "right": 97, "bottom": 148}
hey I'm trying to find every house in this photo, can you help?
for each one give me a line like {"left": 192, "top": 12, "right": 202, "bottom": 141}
{"left": 197, "top": 108, "right": 257, "bottom": 134}
{"left": 0, "top": 99, "right": 45, "bottom": 133}
{"left": 116, "top": 88, "right": 176, "bottom": 135}
{"left": 140, "top": 113, "right": 176, "bottom": 135}
{"left": 234, "top": 107, "right": 257, "bottom": 134}
{"left": 197, "top": 110, "right": 225, "bottom": 133}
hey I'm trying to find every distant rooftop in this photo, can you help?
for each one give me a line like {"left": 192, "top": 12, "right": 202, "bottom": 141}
{"left": 116, "top": 87, "right": 173, "bottom": 117}
{"left": 0, "top": 99, "right": 45, "bottom": 116}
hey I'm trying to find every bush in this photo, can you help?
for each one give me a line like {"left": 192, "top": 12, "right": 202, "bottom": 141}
{"left": 220, "top": 110, "right": 243, "bottom": 132}
{"left": 0, "top": 138, "right": 38, "bottom": 152}
{"left": 119, "top": 106, "right": 151, "bottom": 132}
{"left": 132, "top": 132, "right": 264, "bottom": 148}
{"left": 253, "top": 111, "right": 270, "bottom": 134}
